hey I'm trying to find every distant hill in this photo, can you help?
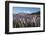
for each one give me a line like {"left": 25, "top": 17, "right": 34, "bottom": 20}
{"left": 31, "top": 11, "right": 40, "bottom": 15}
{"left": 13, "top": 11, "right": 40, "bottom": 18}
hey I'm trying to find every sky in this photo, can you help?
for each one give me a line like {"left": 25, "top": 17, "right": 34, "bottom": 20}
{"left": 13, "top": 7, "right": 40, "bottom": 14}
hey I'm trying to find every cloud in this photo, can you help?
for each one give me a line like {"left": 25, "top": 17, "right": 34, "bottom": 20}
{"left": 24, "top": 11, "right": 32, "bottom": 14}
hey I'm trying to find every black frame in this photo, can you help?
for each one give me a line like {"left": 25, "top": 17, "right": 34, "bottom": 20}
{"left": 5, "top": 1, "right": 45, "bottom": 34}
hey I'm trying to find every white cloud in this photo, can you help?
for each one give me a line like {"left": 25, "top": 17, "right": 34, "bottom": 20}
{"left": 24, "top": 11, "right": 32, "bottom": 14}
